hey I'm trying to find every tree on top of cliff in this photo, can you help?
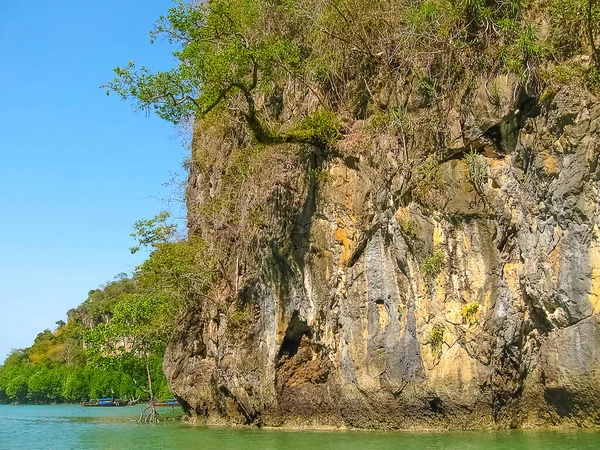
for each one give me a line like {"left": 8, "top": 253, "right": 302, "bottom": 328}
{"left": 106, "top": 0, "right": 600, "bottom": 132}
{"left": 104, "top": 0, "right": 303, "bottom": 137}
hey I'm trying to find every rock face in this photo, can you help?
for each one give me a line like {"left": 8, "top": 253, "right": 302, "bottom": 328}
{"left": 164, "top": 83, "right": 600, "bottom": 429}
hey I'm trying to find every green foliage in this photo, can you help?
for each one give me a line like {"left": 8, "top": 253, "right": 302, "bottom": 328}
{"left": 0, "top": 324, "right": 90, "bottom": 404}
{"left": 6, "top": 375, "right": 28, "bottom": 403}
{"left": 418, "top": 74, "right": 439, "bottom": 106}
{"left": 70, "top": 276, "right": 138, "bottom": 327}
{"left": 500, "top": 25, "right": 543, "bottom": 83}
{"left": 128, "top": 211, "right": 216, "bottom": 303}
{"left": 227, "top": 144, "right": 269, "bottom": 183}
{"left": 588, "top": 67, "right": 600, "bottom": 90}
{"left": 0, "top": 322, "right": 166, "bottom": 404}
{"left": 129, "top": 211, "right": 177, "bottom": 254}
{"left": 368, "top": 112, "right": 388, "bottom": 133}
{"left": 414, "top": 156, "right": 447, "bottom": 208}
{"left": 312, "top": 166, "right": 335, "bottom": 184}
{"left": 62, "top": 369, "right": 92, "bottom": 402}
{"left": 400, "top": 219, "right": 418, "bottom": 238}
{"left": 464, "top": 151, "right": 488, "bottom": 194}
{"left": 0, "top": 351, "right": 30, "bottom": 403}
{"left": 548, "top": 0, "right": 600, "bottom": 60}
{"left": 0, "top": 208, "right": 201, "bottom": 404}
{"left": 84, "top": 294, "right": 173, "bottom": 370}
{"left": 548, "top": 62, "right": 600, "bottom": 92}
{"left": 422, "top": 250, "right": 444, "bottom": 281}
{"left": 104, "top": 0, "right": 600, "bottom": 148}
{"left": 228, "top": 305, "right": 255, "bottom": 331}
{"left": 27, "top": 367, "right": 65, "bottom": 402}
{"left": 406, "top": 1, "right": 444, "bottom": 33}
{"left": 28, "top": 330, "right": 56, "bottom": 364}
{"left": 84, "top": 220, "right": 215, "bottom": 397}
{"left": 429, "top": 325, "right": 445, "bottom": 357}
{"left": 83, "top": 293, "right": 176, "bottom": 404}
{"left": 369, "top": 107, "right": 412, "bottom": 135}
{"left": 461, "top": 302, "right": 480, "bottom": 325}
{"left": 418, "top": 158, "right": 441, "bottom": 187}
{"left": 136, "top": 238, "right": 217, "bottom": 300}
{"left": 518, "top": 25, "right": 544, "bottom": 60}
{"left": 288, "top": 110, "right": 342, "bottom": 148}
{"left": 0, "top": 272, "right": 176, "bottom": 404}
{"left": 388, "top": 108, "right": 413, "bottom": 135}
{"left": 88, "top": 370, "right": 119, "bottom": 400}
{"left": 104, "top": 0, "right": 301, "bottom": 129}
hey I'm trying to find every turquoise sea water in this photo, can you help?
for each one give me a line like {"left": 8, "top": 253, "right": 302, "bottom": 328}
{"left": 1, "top": 404, "right": 599, "bottom": 449}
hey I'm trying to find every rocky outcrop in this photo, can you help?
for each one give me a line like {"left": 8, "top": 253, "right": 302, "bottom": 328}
{"left": 164, "top": 82, "right": 600, "bottom": 429}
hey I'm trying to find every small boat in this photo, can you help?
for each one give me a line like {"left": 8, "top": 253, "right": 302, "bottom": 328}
{"left": 81, "top": 398, "right": 127, "bottom": 407}
{"left": 154, "top": 398, "right": 180, "bottom": 407}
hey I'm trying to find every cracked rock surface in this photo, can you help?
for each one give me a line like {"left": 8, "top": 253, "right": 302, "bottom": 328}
{"left": 164, "top": 84, "right": 600, "bottom": 429}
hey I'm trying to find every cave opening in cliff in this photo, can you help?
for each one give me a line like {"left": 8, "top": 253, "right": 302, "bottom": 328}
{"left": 277, "top": 311, "right": 312, "bottom": 361}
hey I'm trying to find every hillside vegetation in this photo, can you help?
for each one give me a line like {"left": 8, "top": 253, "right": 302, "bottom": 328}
{"left": 0, "top": 213, "right": 215, "bottom": 404}
{"left": 0, "top": 277, "right": 169, "bottom": 404}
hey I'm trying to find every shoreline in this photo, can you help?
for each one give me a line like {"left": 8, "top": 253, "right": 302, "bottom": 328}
{"left": 3, "top": 404, "right": 600, "bottom": 434}
{"left": 178, "top": 415, "right": 600, "bottom": 433}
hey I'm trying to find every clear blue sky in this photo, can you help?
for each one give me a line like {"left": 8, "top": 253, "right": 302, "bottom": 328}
{"left": 0, "top": 1, "right": 186, "bottom": 361}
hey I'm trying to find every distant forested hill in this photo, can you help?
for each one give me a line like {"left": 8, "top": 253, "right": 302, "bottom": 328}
{"left": 0, "top": 275, "right": 170, "bottom": 404}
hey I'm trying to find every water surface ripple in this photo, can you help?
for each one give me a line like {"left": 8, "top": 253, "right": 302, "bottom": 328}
{"left": 1, "top": 405, "right": 599, "bottom": 449}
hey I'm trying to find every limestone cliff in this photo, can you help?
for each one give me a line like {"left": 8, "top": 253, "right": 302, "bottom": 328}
{"left": 164, "top": 78, "right": 600, "bottom": 429}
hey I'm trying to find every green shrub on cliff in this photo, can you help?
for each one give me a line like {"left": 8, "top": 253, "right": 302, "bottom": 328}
{"left": 464, "top": 151, "right": 488, "bottom": 197}
{"left": 548, "top": 0, "right": 600, "bottom": 60}
{"left": 137, "top": 238, "right": 217, "bottom": 301}
{"left": 105, "top": 0, "right": 303, "bottom": 141}
{"left": 429, "top": 325, "right": 445, "bottom": 357}
{"left": 288, "top": 110, "right": 342, "bottom": 149}
{"left": 461, "top": 302, "right": 480, "bottom": 325}
{"left": 546, "top": 62, "right": 600, "bottom": 93}
{"left": 422, "top": 250, "right": 444, "bottom": 282}
{"left": 128, "top": 210, "right": 218, "bottom": 301}
{"left": 399, "top": 219, "right": 418, "bottom": 238}
{"left": 499, "top": 24, "right": 544, "bottom": 84}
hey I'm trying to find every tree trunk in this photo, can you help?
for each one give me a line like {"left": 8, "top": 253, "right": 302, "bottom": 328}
{"left": 139, "top": 356, "right": 159, "bottom": 423}
{"left": 146, "top": 358, "right": 157, "bottom": 421}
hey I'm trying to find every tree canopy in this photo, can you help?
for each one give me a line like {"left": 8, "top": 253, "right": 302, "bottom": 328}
{"left": 84, "top": 294, "right": 173, "bottom": 371}
{"left": 105, "top": 0, "right": 300, "bottom": 122}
